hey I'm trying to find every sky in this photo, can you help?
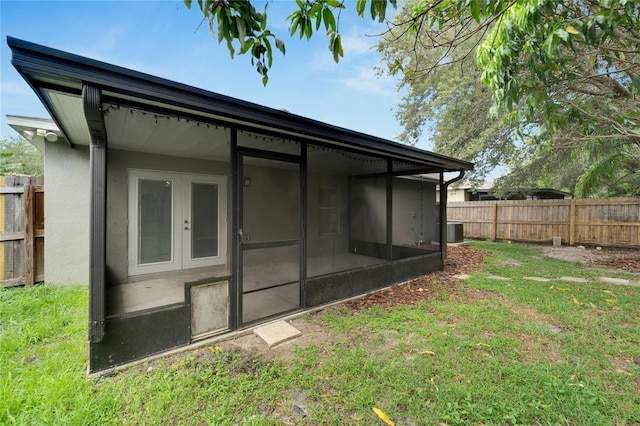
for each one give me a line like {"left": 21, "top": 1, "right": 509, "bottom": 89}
{"left": 0, "top": 0, "right": 432, "bottom": 150}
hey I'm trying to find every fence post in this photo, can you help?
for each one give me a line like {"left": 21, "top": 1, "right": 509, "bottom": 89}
{"left": 23, "top": 183, "right": 34, "bottom": 286}
{"left": 492, "top": 202, "right": 498, "bottom": 241}
{"left": 569, "top": 199, "right": 576, "bottom": 246}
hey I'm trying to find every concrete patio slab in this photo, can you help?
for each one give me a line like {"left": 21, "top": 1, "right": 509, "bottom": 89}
{"left": 254, "top": 320, "right": 302, "bottom": 347}
{"left": 560, "top": 276, "right": 590, "bottom": 283}
{"left": 523, "top": 276, "right": 551, "bottom": 282}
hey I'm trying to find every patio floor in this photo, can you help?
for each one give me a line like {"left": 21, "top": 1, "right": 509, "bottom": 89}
{"left": 107, "top": 253, "right": 387, "bottom": 316}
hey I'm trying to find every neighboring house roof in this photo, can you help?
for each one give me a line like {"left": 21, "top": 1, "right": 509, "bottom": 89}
{"left": 7, "top": 36, "right": 473, "bottom": 174}
{"left": 446, "top": 181, "right": 570, "bottom": 197}
{"left": 6, "top": 115, "right": 66, "bottom": 152}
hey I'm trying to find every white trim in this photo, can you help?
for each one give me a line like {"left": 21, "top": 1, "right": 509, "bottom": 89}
{"left": 182, "top": 175, "right": 227, "bottom": 269}
{"left": 128, "top": 169, "right": 227, "bottom": 276}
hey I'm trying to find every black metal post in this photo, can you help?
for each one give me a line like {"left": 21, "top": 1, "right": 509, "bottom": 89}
{"left": 83, "top": 84, "right": 107, "bottom": 344}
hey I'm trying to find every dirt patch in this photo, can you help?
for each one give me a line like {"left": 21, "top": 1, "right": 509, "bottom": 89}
{"left": 538, "top": 244, "right": 640, "bottom": 275}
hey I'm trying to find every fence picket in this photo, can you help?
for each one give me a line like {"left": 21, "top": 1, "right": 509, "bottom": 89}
{"left": 448, "top": 197, "right": 640, "bottom": 248}
{"left": 0, "top": 176, "right": 44, "bottom": 287}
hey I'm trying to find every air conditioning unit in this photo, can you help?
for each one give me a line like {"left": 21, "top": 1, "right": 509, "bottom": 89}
{"left": 447, "top": 222, "right": 464, "bottom": 243}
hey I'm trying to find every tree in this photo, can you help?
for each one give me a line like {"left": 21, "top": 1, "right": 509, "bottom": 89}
{"left": 378, "top": 0, "right": 639, "bottom": 196}
{"left": 0, "top": 136, "right": 44, "bottom": 176}
{"left": 186, "top": 0, "right": 640, "bottom": 196}
{"left": 376, "top": 12, "right": 521, "bottom": 184}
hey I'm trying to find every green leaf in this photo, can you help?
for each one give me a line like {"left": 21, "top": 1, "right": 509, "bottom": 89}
{"left": 556, "top": 28, "right": 569, "bottom": 42}
{"left": 264, "top": 38, "right": 273, "bottom": 68}
{"left": 323, "top": 7, "right": 336, "bottom": 31}
{"left": 331, "top": 33, "right": 343, "bottom": 62}
{"left": 235, "top": 16, "right": 247, "bottom": 47}
{"left": 355, "top": 0, "right": 367, "bottom": 16}
{"left": 183, "top": 0, "right": 193, "bottom": 9}
{"left": 469, "top": 0, "right": 480, "bottom": 23}
{"left": 304, "top": 18, "right": 313, "bottom": 39}
{"left": 289, "top": 14, "right": 301, "bottom": 37}
{"left": 239, "top": 38, "right": 255, "bottom": 55}
{"left": 310, "top": 2, "right": 322, "bottom": 15}
{"left": 262, "top": 75, "right": 269, "bottom": 86}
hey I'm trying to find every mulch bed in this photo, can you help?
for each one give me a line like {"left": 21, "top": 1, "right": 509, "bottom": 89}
{"left": 343, "top": 244, "right": 639, "bottom": 312}
{"left": 345, "top": 245, "right": 486, "bottom": 311}
{"left": 591, "top": 253, "right": 640, "bottom": 274}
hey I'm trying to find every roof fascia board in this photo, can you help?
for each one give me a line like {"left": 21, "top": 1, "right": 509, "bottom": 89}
{"left": 8, "top": 36, "right": 472, "bottom": 171}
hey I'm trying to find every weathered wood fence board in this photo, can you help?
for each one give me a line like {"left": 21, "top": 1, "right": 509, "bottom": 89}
{"left": 0, "top": 176, "right": 44, "bottom": 287}
{"left": 448, "top": 197, "right": 640, "bottom": 248}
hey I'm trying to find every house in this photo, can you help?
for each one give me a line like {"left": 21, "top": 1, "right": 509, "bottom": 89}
{"left": 7, "top": 37, "right": 472, "bottom": 373}
{"left": 444, "top": 181, "right": 571, "bottom": 202}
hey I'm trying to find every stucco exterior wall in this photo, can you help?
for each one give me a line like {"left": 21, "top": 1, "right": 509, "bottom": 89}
{"left": 43, "top": 142, "right": 91, "bottom": 284}
{"left": 447, "top": 188, "right": 469, "bottom": 202}
{"left": 350, "top": 177, "right": 387, "bottom": 244}
{"left": 306, "top": 172, "right": 349, "bottom": 258}
{"left": 392, "top": 178, "right": 437, "bottom": 245}
{"left": 105, "top": 149, "right": 231, "bottom": 285}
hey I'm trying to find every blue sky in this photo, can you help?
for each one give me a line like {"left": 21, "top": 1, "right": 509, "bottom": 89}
{"left": 0, "top": 1, "right": 430, "bottom": 149}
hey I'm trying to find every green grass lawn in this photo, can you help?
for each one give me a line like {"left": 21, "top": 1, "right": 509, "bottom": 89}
{"left": 2, "top": 241, "right": 639, "bottom": 425}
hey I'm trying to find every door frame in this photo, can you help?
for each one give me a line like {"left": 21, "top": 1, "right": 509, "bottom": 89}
{"left": 235, "top": 147, "right": 306, "bottom": 327}
{"left": 181, "top": 174, "right": 227, "bottom": 269}
{"left": 127, "top": 169, "right": 227, "bottom": 276}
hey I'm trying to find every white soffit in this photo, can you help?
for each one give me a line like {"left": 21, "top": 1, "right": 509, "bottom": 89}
{"left": 41, "top": 89, "right": 90, "bottom": 145}
{"left": 103, "top": 104, "right": 230, "bottom": 161}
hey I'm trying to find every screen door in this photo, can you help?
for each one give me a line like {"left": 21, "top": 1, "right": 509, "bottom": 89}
{"left": 239, "top": 153, "right": 301, "bottom": 324}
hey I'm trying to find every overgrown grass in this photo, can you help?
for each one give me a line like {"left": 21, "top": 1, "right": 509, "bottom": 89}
{"left": 1, "top": 241, "right": 639, "bottom": 424}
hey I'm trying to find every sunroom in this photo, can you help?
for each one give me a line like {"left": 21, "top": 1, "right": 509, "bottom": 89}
{"left": 8, "top": 37, "right": 472, "bottom": 373}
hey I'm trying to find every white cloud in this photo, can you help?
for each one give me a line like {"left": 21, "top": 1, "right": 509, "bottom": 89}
{"left": 340, "top": 66, "right": 397, "bottom": 97}
{"left": 340, "top": 34, "right": 377, "bottom": 56}
{"left": 0, "top": 81, "right": 31, "bottom": 96}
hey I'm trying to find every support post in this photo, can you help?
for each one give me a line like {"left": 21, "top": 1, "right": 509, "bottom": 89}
{"left": 439, "top": 172, "right": 447, "bottom": 260}
{"left": 83, "top": 84, "right": 107, "bottom": 344}
{"left": 386, "top": 159, "right": 393, "bottom": 262}
{"left": 230, "top": 127, "right": 239, "bottom": 330}
{"left": 569, "top": 199, "right": 576, "bottom": 246}
{"left": 23, "top": 184, "right": 34, "bottom": 286}
{"left": 492, "top": 202, "right": 498, "bottom": 241}
{"left": 300, "top": 143, "right": 307, "bottom": 308}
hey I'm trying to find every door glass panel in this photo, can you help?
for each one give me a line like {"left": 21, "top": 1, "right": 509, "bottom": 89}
{"left": 241, "top": 156, "right": 300, "bottom": 324}
{"left": 139, "top": 179, "right": 173, "bottom": 264}
{"left": 191, "top": 182, "right": 219, "bottom": 259}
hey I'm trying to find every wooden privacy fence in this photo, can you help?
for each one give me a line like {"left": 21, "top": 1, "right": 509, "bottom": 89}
{"left": 0, "top": 176, "right": 44, "bottom": 287}
{"left": 448, "top": 197, "right": 640, "bottom": 248}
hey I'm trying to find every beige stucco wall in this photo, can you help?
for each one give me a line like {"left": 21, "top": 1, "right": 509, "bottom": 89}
{"left": 105, "top": 149, "right": 231, "bottom": 285}
{"left": 43, "top": 141, "right": 91, "bottom": 284}
{"left": 446, "top": 188, "right": 469, "bottom": 202}
{"left": 393, "top": 178, "right": 437, "bottom": 245}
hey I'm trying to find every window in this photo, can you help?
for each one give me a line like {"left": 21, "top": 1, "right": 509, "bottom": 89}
{"left": 128, "top": 170, "right": 226, "bottom": 276}
{"left": 317, "top": 185, "right": 340, "bottom": 235}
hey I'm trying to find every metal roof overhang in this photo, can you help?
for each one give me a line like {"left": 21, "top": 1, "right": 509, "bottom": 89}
{"left": 8, "top": 36, "right": 473, "bottom": 172}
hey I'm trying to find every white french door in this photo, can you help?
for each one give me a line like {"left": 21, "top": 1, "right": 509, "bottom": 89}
{"left": 128, "top": 170, "right": 226, "bottom": 276}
